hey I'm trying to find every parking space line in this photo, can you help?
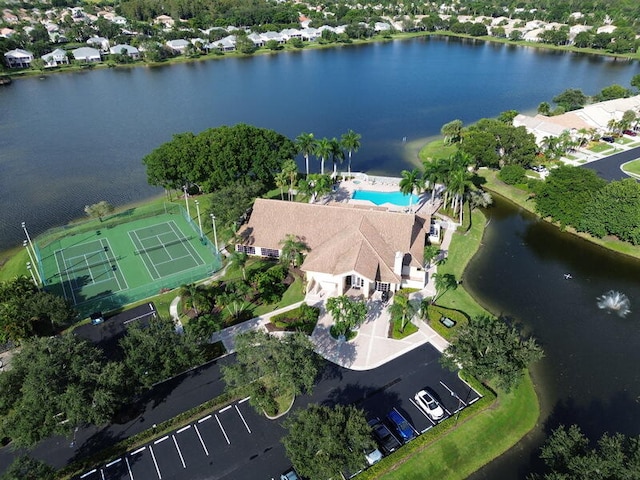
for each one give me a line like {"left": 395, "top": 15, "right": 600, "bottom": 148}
{"left": 177, "top": 425, "right": 191, "bottom": 434}
{"left": 409, "top": 397, "right": 436, "bottom": 427}
{"left": 125, "top": 456, "right": 134, "bottom": 480}
{"left": 469, "top": 397, "right": 480, "bottom": 405}
{"left": 239, "top": 396, "right": 251, "bottom": 404}
{"left": 439, "top": 381, "right": 466, "bottom": 405}
{"left": 131, "top": 446, "right": 146, "bottom": 455}
{"left": 215, "top": 414, "right": 231, "bottom": 445}
{"left": 235, "top": 405, "right": 252, "bottom": 433}
{"left": 219, "top": 405, "right": 232, "bottom": 413}
{"left": 105, "top": 459, "right": 121, "bottom": 468}
{"left": 198, "top": 414, "right": 212, "bottom": 423}
{"left": 80, "top": 469, "right": 97, "bottom": 478}
{"left": 172, "top": 434, "right": 187, "bottom": 469}
{"left": 194, "top": 424, "right": 209, "bottom": 456}
{"left": 101, "top": 470, "right": 106, "bottom": 480}
{"left": 149, "top": 445, "right": 162, "bottom": 479}
{"left": 154, "top": 435, "right": 169, "bottom": 444}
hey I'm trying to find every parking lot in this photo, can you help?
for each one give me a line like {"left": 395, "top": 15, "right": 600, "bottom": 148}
{"left": 76, "top": 344, "right": 480, "bottom": 480}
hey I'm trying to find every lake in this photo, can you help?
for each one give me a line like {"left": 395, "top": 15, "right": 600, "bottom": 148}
{"left": 0, "top": 36, "right": 638, "bottom": 251}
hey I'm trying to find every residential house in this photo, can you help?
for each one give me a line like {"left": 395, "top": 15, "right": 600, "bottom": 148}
{"left": 72, "top": 46, "right": 101, "bottom": 62}
{"left": 166, "top": 39, "right": 190, "bottom": 53}
{"left": 155, "top": 15, "right": 175, "bottom": 29}
{"left": 4, "top": 49, "right": 33, "bottom": 68}
{"left": 109, "top": 44, "right": 140, "bottom": 59}
{"left": 260, "top": 31, "right": 285, "bottom": 44}
{"left": 247, "top": 33, "right": 264, "bottom": 47}
{"left": 41, "top": 48, "right": 69, "bottom": 67}
{"left": 87, "top": 36, "right": 110, "bottom": 51}
{"left": 2, "top": 9, "right": 18, "bottom": 24}
{"left": 300, "top": 27, "right": 320, "bottom": 41}
{"left": 0, "top": 27, "right": 15, "bottom": 38}
{"left": 206, "top": 35, "right": 236, "bottom": 52}
{"left": 236, "top": 199, "right": 431, "bottom": 298}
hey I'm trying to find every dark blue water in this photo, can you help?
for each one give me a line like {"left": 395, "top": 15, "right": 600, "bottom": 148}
{"left": 1, "top": 37, "right": 638, "bottom": 250}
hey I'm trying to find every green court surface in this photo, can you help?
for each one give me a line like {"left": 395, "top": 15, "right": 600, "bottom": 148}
{"left": 38, "top": 211, "right": 221, "bottom": 316}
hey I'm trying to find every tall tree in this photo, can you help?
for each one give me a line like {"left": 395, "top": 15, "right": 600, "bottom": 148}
{"left": 296, "top": 132, "right": 316, "bottom": 176}
{"left": 431, "top": 272, "right": 458, "bottom": 303}
{"left": 399, "top": 168, "right": 422, "bottom": 210}
{"left": 326, "top": 295, "right": 368, "bottom": 337}
{"left": 440, "top": 119, "right": 463, "bottom": 144}
{"left": 441, "top": 315, "right": 544, "bottom": 391}
{"left": 227, "top": 250, "right": 248, "bottom": 280}
{"left": 282, "top": 404, "right": 375, "bottom": 480}
{"left": 340, "top": 129, "right": 361, "bottom": 177}
{"left": 329, "top": 137, "right": 345, "bottom": 176}
{"left": 279, "top": 234, "right": 309, "bottom": 268}
{"left": 0, "top": 455, "right": 55, "bottom": 480}
{"left": 0, "top": 335, "right": 127, "bottom": 447}
{"left": 314, "top": 137, "right": 332, "bottom": 176}
{"left": 281, "top": 159, "right": 298, "bottom": 201}
{"left": 388, "top": 291, "right": 417, "bottom": 332}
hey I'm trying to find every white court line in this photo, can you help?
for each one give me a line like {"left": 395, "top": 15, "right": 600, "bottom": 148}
{"left": 154, "top": 435, "right": 169, "bottom": 444}
{"left": 149, "top": 445, "right": 162, "bottom": 479}
{"left": 168, "top": 220, "right": 205, "bottom": 264}
{"left": 219, "top": 405, "right": 232, "bottom": 413}
{"left": 194, "top": 424, "right": 209, "bottom": 456}
{"left": 125, "top": 456, "right": 134, "bottom": 480}
{"left": 53, "top": 250, "right": 70, "bottom": 301}
{"left": 101, "top": 237, "right": 127, "bottom": 290}
{"left": 80, "top": 469, "right": 97, "bottom": 478}
{"left": 235, "top": 405, "right": 251, "bottom": 433}
{"left": 173, "top": 435, "right": 186, "bottom": 469}
{"left": 129, "top": 230, "right": 160, "bottom": 279}
{"left": 131, "top": 446, "right": 146, "bottom": 455}
{"left": 177, "top": 425, "right": 191, "bottom": 434}
{"left": 105, "top": 458, "right": 121, "bottom": 468}
{"left": 153, "top": 253, "right": 196, "bottom": 269}
{"left": 239, "top": 396, "right": 251, "bottom": 404}
{"left": 215, "top": 414, "right": 230, "bottom": 445}
{"left": 198, "top": 414, "right": 212, "bottom": 423}
{"left": 59, "top": 252, "right": 78, "bottom": 305}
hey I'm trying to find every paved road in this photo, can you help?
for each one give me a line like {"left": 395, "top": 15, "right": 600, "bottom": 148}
{"left": 581, "top": 145, "right": 640, "bottom": 181}
{"left": 0, "top": 344, "right": 479, "bottom": 479}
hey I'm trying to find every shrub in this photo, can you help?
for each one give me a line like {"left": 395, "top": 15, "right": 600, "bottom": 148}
{"left": 498, "top": 164, "right": 526, "bottom": 185}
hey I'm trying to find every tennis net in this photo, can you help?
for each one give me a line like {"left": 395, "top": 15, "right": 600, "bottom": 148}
{"left": 62, "top": 258, "right": 115, "bottom": 277}
{"left": 134, "top": 236, "right": 193, "bottom": 256}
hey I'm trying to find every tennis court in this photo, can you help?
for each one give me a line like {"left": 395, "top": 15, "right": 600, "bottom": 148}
{"left": 37, "top": 205, "right": 221, "bottom": 316}
{"left": 128, "top": 221, "right": 205, "bottom": 280}
{"left": 53, "top": 238, "right": 127, "bottom": 305}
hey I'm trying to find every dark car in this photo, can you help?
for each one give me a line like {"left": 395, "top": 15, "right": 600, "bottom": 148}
{"left": 368, "top": 418, "right": 401, "bottom": 454}
{"left": 386, "top": 409, "right": 416, "bottom": 443}
{"left": 623, "top": 129, "right": 637, "bottom": 136}
{"left": 601, "top": 136, "right": 615, "bottom": 143}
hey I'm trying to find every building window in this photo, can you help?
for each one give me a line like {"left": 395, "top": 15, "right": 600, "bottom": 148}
{"left": 376, "top": 282, "right": 390, "bottom": 292}
{"left": 236, "top": 245, "right": 256, "bottom": 255}
{"left": 261, "top": 248, "right": 280, "bottom": 258}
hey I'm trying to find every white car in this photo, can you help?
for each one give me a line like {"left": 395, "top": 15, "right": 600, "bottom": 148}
{"left": 365, "top": 447, "right": 383, "bottom": 465}
{"left": 414, "top": 390, "right": 445, "bottom": 421}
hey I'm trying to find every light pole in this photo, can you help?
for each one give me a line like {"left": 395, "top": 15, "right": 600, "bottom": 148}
{"left": 183, "top": 185, "right": 190, "bottom": 218}
{"left": 195, "top": 200, "right": 203, "bottom": 240}
{"left": 23, "top": 240, "right": 42, "bottom": 284}
{"left": 210, "top": 214, "right": 218, "bottom": 254}
{"left": 21, "top": 221, "right": 37, "bottom": 265}
{"left": 26, "top": 262, "right": 38, "bottom": 287}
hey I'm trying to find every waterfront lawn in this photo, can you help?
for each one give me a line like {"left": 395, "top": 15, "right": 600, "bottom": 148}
{"left": 436, "top": 209, "right": 489, "bottom": 319}
{"left": 378, "top": 372, "right": 538, "bottom": 480}
{"left": 418, "top": 140, "right": 458, "bottom": 162}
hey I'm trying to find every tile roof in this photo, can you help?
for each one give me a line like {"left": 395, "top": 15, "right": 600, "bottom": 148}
{"left": 239, "top": 199, "right": 429, "bottom": 284}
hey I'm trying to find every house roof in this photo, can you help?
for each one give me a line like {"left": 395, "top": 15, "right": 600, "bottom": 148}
{"left": 4, "top": 48, "right": 33, "bottom": 58}
{"left": 72, "top": 46, "right": 100, "bottom": 59}
{"left": 239, "top": 199, "right": 429, "bottom": 284}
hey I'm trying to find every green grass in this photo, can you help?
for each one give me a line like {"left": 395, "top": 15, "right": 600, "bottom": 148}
{"left": 588, "top": 142, "right": 614, "bottom": 153}
{"left": 418, "top": 140, "right": 459, "bottom": 162}
{"left": 621, "top": 159, "right": 640, "bottom": 176}
{"left": 390, "top": 320, "right": 419, "bottom": 339}
{"left": 436, "top": 209, "right": 489, "bottom": 319}
{"left": 373, "top": 373, "right": 538, "bottom": 480}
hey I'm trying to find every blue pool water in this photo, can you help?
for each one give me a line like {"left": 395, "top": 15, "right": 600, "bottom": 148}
{"left": 351, "top": 190, "right": 419, "bottom": 206}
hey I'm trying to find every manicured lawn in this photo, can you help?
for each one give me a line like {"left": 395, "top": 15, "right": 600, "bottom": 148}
{"left": 390, "top": 320, "right": 419, "bottom": 339}
{"left": 418, "top": 140, "right": 458, "bottom": 162}
{"left": 621, "top": 159, "right": 640, "bottom": 176}
{"left": 378, "top": 373, "right": 539, "bottom": 480}
{"left": 588, "top": 142, "right": 614, "bottom": 153}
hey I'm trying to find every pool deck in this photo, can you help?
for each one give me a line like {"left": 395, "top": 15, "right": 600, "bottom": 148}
{"left": 328, "top": 175, "right": 440, "bottom": 216}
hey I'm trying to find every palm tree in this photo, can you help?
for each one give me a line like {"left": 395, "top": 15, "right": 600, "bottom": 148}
{"left": 227, "top": 250, "right": 248, "bottom": 280}
{"left": 314, "top": 138, "right": 332, "bottom": 176}
{"left": 281, "top": 159, "right": 298, "bottom": 201}
{"left": 329, "top": 137, "right": 345, "bottom": 177}
{"left": 422, "top": 160, "right": 440, "bottom": 204}
{"left": 431, "top": 272, "right": 457, "bottom": 304}
{"left": 399, "top": 169, "right": 422, "bottom": 211}
{"left": 275, "top": 171, "right": 287, "bottom": 200}
{"left": 307, "top": 173, "right": 332, "bottom": 203}
{"left": 296, "top": 132, "right": 316, "bottom": 176}
{"left": 447, "top": 167, "right": 473, "bottom": 224}
{"left": 388, "top": 292, "right": 417, "bottom": 332}
{"left": 179, "top": 283, "right": 208, "bottom": 316}
{"left": 279, "top": 234, "right": 310, "bottom": 268}
{"left": 340, "top": 130, "right": 361, "bottom": 177}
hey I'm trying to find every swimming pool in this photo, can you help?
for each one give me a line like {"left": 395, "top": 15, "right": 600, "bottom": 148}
{"left": 351, "top": 190, "right": 419, "bottom": 207}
